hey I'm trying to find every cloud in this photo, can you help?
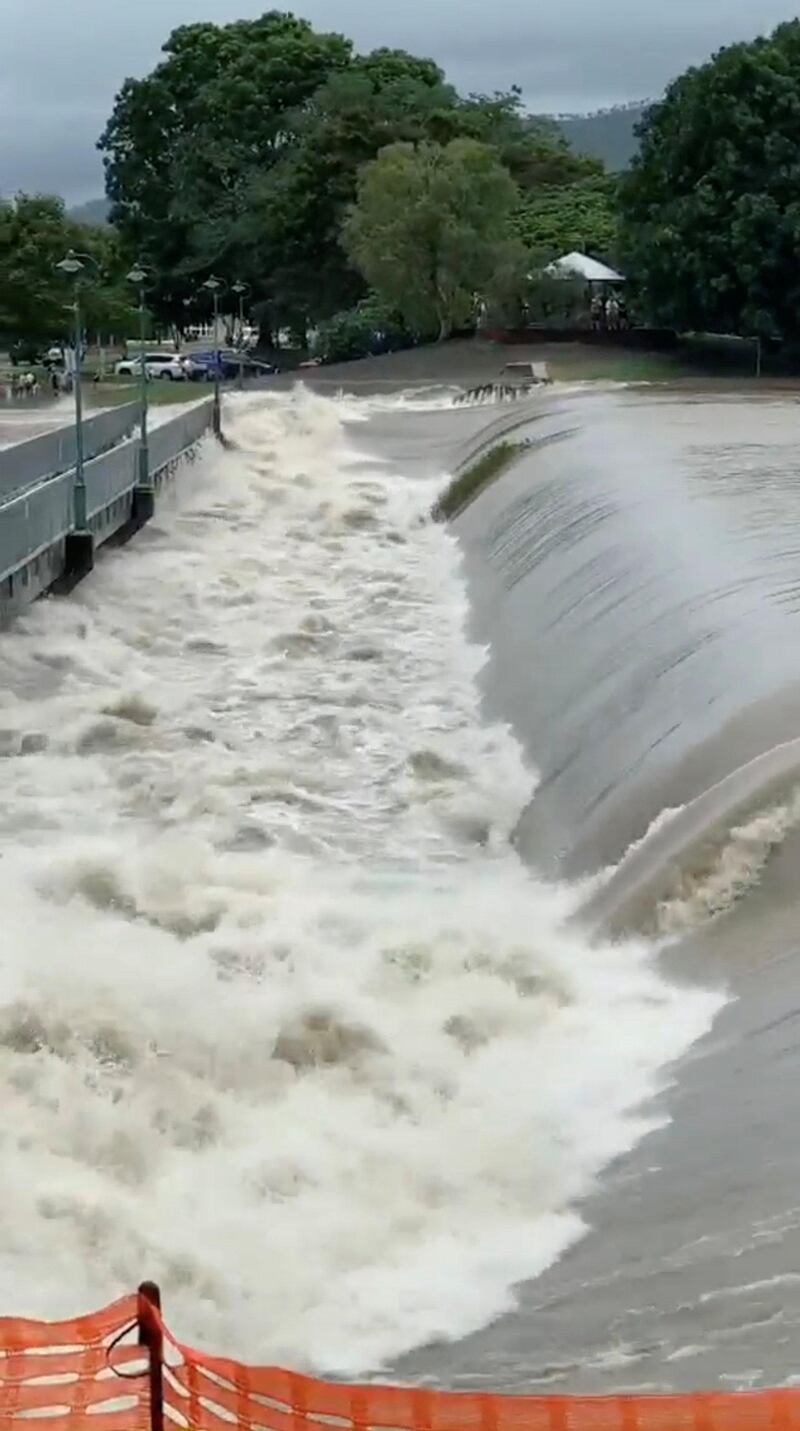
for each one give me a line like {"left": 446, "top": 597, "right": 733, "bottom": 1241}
{"left": 1, "top": 0, "right": 797, "bottom": 201}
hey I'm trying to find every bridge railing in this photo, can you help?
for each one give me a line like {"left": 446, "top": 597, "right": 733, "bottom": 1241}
{"left": 147, "top": 399, "right": 217, "bottom": 474}
{"left": 0, "top": 472, "right": 73, "bottom": 585}
{"left": 0, "top": 399, "right": 215, "bottom": 598}
{"left": 85, "top": 438, "right": 139, "bottom": 519}
{"left": 0, "top": 402, "right": 140, "bottom": 499}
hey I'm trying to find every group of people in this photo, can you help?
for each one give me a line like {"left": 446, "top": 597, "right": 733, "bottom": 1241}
{"left": 590, "top": 289, "right": 630, "bottom": 332}
{"left": 0, "top": 366, "right": 76, "bottom": 401}
{"left": 7, "top": 371, "right": 40, "bottom": 398}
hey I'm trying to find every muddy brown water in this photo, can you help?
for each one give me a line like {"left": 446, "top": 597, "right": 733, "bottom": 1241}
{"left": 8, "top": 360, "right": 800, "bottom": 1389}
{"left": 385, "top": 383, "right": 800, "bottom": 1393}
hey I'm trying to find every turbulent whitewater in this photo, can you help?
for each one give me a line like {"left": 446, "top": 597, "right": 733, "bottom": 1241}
{"left": 0, "top": 392, "right": 716, "bottom": 1375}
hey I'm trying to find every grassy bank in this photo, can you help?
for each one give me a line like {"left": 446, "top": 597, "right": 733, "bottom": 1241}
{"left": 544, "top": 348, "right": 689, "bottom": 382}
{"left": 511, "top": 338, "right": 772, "bottom": 384}
{"left": 433, "top": 441, "right": 524, "bottom": 522}
{"left": 86, "top": 380, "right": 207, "bottom": 409}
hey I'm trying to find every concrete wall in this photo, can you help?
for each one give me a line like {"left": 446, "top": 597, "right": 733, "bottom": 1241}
{"left": 0, "top": 403, "right": 140, "bottom": 499}
{"left": 0, "top": 399, "right": 215, "bottom": 621}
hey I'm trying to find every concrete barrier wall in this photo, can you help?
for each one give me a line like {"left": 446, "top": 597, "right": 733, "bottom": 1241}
{"left": 0, "top": 398, "right": 215, "bottom": 619}
{"left": 0, "top": 403, "right": 140, "bottom": 499}
{"left": 148, "top": 401, "right": 217, "bottom": 475}
{"left": 85, "top": 439, "right": 139, "bottom": 520}
{"left": 0, "top": 475, "right": 73, "bottom": 607}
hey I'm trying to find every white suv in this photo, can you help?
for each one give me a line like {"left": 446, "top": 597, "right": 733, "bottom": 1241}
{"left": 115, "top": 353, "right": 188, "bottom": 381}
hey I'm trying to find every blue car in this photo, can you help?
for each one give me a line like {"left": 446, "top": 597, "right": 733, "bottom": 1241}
{"left": 184, "top": 350, "right": 276, "bottom": 382}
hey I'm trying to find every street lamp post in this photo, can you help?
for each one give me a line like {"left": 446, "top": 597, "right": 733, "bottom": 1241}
{"left": 231, "top": 280, "right": 251, "bottom": 391}
{"left": 202, "top": 275, "right": 224, "bottom": 436}
{"left": 55, "top": 249, "right": 96, "bottom": 532}
{"left": 127, "top": 265, "right": 150, "bottom": 492}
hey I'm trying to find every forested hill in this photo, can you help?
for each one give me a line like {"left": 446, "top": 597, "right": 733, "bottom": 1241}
{"left": 552, "top": 103, "right": 647, "bottom": 171}
{"left": 67, "top": 198, "right": 110, "bottom": 226}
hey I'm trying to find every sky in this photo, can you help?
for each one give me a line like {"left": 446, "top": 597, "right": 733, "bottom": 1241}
{"left": 1, "top": 0, "right": 799, "bottom": 204}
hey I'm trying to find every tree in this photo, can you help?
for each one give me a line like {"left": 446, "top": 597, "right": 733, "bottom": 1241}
{"left": 620, "top": 20, "right": 800, "bottom": 339}
{"left": 98, "top": 13, "right": 610, "bottom": 338}
{"left": 513, "top": 176, "right": 619, "bottom": 262}
{"left": 0, "top": 195, "right": 136, "bottom": 346}
{"left": 480, "top": 238, "right": 532, "bottom": 327}
{"left": 314, "top": 293, "right": 414, "bottom": 363}
{"left": 343, "top": 139, "right": 519, "bottom": 339}
{"left": 99, "top": 11, "right": 352, "bottom": 318}
{"left": 213, "top": 49, "right": 457, "bottom": 337}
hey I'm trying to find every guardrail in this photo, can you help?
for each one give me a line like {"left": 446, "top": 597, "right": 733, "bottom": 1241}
{"left": 147, "top": 399, "right": 217, "bottom": 474}
{"left": 0, "top": 398, "right": 215, "bottom": 618}
{"left": 0, "top": 402, "right": 139, "bottom": 499}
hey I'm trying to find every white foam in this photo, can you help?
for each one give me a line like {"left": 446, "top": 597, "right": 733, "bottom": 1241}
{"left": 0, "top": 390, "right": 720, "bottom": 1374}
{"left": 337, "top": 385, "right": 465, "bottom": 413}
{"left": 656, "top": 787, "right": 800, "bottom": 935}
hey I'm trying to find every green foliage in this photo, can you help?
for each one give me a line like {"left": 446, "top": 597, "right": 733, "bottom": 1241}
{"left": 314, "top": 295, "right": 414, "bottom": 363}
{"left": 0, "top": 195, "right": 137, "bottom": 345}
{"left": 100, "top": 11, "right": 352, "bottom": 320}
{"left": 513, "top": 177, "right": 619, "bottom": 262}
{"left": 445, "top": 95, "right": 602, "bottom": 188}
{"left": 219, "top": 48, "right": 456, "bottom": 332}
{"left": 620, "top": 19, "right": 800, "bottom": 339}
{"left": 98, "top": 11, "right": 607, "bottom": 335}
{"left": 343, "top": 139, "right": 519, "bottom": 339}
{"left": 480, "top": 239, "right": 532, "bottom": 326}
{"left": 524, "top": 269, "right": 587, "bottom": 325}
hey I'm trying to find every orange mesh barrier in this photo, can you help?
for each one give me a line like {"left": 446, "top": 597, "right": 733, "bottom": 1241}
{"left": 4, "top": 1287, "right": 800, "bottom": 1431}
{"left": 0, "top": 1293, "right": 147, "bottom": 1431}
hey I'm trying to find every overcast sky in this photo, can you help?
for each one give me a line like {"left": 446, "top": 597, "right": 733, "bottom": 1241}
{"left": 1, "top": 0, "right": 798, "bottom": 203}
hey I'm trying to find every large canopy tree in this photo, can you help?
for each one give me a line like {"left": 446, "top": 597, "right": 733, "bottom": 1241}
{"left": 620, "top": 20, "right": 800, "bottom": 338}
{"left": 99, "top": 11, "right": 352, "bottom": 324}
{"left": 343, "top": 139, "right": 520, "bottom": 339}
{"left": 202, "top": 48, "right": 458, "bottom": 336}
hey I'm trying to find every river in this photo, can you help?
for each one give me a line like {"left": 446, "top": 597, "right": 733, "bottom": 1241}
{"left": 0, "top": 377, "right": 797, "bottom": 1390}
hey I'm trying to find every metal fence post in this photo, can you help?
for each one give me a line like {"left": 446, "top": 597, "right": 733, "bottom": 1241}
{"left": 137, "top": 1282, "right": 165, "bottom": 1431}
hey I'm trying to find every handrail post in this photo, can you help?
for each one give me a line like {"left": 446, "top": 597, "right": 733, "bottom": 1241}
{"left": 137, "top": 1281, "right": 165, "bottom": 1431}
{"left": 72, "top": 283, "right": 87, "bottom": 530}
{"left": 127, "top": 264, "right": 155, "bottom": 526}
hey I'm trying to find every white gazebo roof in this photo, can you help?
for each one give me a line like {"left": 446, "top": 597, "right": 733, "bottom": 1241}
{"left": 545, "top": 252, "right": 626, "bottom": 283}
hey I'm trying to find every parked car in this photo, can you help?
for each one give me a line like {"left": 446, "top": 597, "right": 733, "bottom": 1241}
{"left": 115, "top": 353, "right": 188, "bottom": 381}
{"left": 183, "top": 350, "right": 276, "bottom": 381}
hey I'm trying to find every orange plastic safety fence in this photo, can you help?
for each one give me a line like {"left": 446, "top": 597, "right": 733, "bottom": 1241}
{"left": 6, "top": 1295, "right": 800, "bottom": 1431}
{"left": 0, "top": 1294, "right": 147, "bottom": 1431}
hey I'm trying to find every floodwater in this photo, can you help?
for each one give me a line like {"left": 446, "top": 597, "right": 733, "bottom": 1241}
{"left": 1, "top": 377, "right": 799, "bottom": 1391}
{"left": 0, "top": 398, "right": 77, "bottom": 449}
{"left": 400, "top": 384, "right": 800, "bottom": 1392}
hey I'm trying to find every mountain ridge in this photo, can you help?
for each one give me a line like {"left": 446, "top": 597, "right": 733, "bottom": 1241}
{"left": 553, "top": 101, "right": 647, "bottom": 171}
